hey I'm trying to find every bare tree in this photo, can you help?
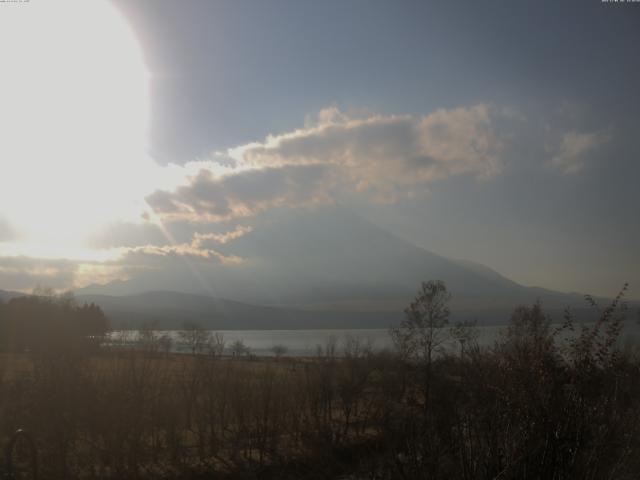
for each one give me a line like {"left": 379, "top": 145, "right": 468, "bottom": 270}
{"left": 178, "top": 322, "right": 212, "bottom": 356}
{"left": 138, "top": 322, "right": 160, "bottom": 353}
{"left": 390, "top": 280, "right": 450, "bottom": 413}
{"left": 316, "top": 335, "right": 338, "bottom": 359}
{"left": 229, "top": 339, "right": 249, "bottom": 357}
{"left": 208, "top": 331, "right": 226, "bottom": 357}
{"left": 342, "top": 334, "right": 373, "bottom": 358}
{"left": 271, "top": 344, "right": 288, "bottom": 359}
{"left": 113, "top": 327, "right": 133, "bottom": 347}
{"left": 449, "top": 319, "right": 479, "bottom": 359}
{"left": 158, "top": 334, "right": 173, "bottom": 356}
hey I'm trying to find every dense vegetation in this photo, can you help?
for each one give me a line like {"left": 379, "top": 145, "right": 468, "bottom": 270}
{"left": 0, "top": 282, "right": 638, "bottom": 479}
{"left": 0, "top": 290, "right": 109, "bottom": 354}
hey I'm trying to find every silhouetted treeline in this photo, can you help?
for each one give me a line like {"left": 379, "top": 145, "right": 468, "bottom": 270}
{"left": 0, "top": 282, "right": 638, "bottom": 479}
{"left": 0, "top": 290, "right": 109, "bottom": 354}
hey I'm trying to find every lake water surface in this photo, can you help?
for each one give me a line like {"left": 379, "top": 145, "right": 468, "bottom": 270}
{"left": 110, "top": 323, "right": 640, "bottom": 357}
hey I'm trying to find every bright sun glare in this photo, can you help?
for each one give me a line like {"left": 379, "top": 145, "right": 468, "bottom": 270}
{"left": 0, "top": 0, "right": 153, "bottom": 258}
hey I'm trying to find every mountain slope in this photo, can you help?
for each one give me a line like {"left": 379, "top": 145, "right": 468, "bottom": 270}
{"left": 0, "top": 289, "right": 23, "bottom": 302}
{"left": 75, "top": 207, "right": 606, "bottom": 327}
{"left": 211, "top": 208, "right": 583, "bottom": 309}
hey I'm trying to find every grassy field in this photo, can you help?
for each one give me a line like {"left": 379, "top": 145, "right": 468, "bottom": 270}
{"left": 0, "top": 347, "right": 399, "bottom": 479}
{"left": 1, "top": 298, "right": 640, "bottom": 479}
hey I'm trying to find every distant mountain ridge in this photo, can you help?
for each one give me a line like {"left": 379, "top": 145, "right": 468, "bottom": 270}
{"left": 5, "top": 208, "right": 633, "bottom": 329}
{"left": 74, "top": 291, "right": 402, "bottom": 330}
{"left": 77, "top": 208, "right": 591, "bottom": 308}
{"left": 0, "top": 289, "right": 23, "bottom": 302}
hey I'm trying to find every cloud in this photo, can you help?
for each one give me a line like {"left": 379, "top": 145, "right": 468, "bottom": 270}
{"left": 146, "top": 163, "right": 335, "bottom": 222}
{"left": 74, "top": 263, "right": 130, "bottom": 290}
{"left": 0, "top": 217, "right": 18, "bottom": 243}
{"left": 0, "top": 234, "right": 245, "bottom": 292}
{"left": 147, "top": 104, "right": 506, "bottom": 222}
{"left": 0, "top": 254, "right": 137, "bottom": 293}
{"left": 87, "top": 221, "right": 167, "bottom": 249}
{"left": 416, "top": 105, "right": 504, "bottom": 180}
{"left": 0, "top": 256, "right": 78, "bottom": 291}
{"left": 549, "top": 130, "right": 609, "bottom": 174}
{"left": 242, "top": 104, "right": 503, "bottom": 188}
{"left": 193, "top": 225, "right": 253, "bottom": 247}
{"left": 124, "top": 243, "right": 244, "bottom": 265}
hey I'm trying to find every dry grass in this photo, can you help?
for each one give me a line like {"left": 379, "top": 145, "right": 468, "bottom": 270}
{"left": 1, "top": 294, "right": 640, "bottom": 479}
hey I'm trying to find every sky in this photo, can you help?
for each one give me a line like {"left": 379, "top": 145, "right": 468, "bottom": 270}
{"left": 0, "top": 0, "right": 638, "bottom": 300}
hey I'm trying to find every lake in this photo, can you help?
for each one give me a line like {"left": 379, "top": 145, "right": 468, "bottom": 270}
{"left": 107, "top": 322, "right": 640, "bottom": 357}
